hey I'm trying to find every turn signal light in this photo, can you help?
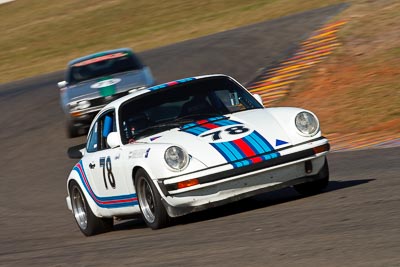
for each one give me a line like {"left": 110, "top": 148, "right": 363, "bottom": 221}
{"left": 313, "top": 143, "right": 330, "bottom": 154}
{"left": 177, "top": 178, "right": 199, "bottom": 189}
{"left": 71, "top": 111, "right": 83, "bottom": 117}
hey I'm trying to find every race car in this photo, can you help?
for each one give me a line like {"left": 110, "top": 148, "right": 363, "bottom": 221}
{"left": 66, "top": 74, "right": 330, "bottom": 236}
{"left": 58, "top": 48, "right": 155, "bottom": 138}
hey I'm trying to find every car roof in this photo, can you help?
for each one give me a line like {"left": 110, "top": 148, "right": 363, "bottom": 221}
{"left": 102, "top": 74, "right": 230, "bottom": 111}
{"left": 67, "top": 48, "right": 134, "bottom": 66}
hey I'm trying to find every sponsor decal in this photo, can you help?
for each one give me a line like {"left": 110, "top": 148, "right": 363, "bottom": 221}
{"left": 91, "top": 77, "right": 120, "bottom": 97}
{"left": 90, "top": 78, "right": 121, "bottom": 89}
{"left": 128, "top": 149, "right": 150, "bottom": 159}
{"left": 145, "top": 148, "right": 151, "bottom": 158}
{"left": 275, "top": 139, "right": 289, "bottom": 146}
{"left": 150, "top": 136, "right": 161, "bottom": 141}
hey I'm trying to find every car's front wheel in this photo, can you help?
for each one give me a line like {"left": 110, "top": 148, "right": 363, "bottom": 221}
{"left": 69, "top": 181, "right": 113, "bottom": 236}
{"left": 135, "top": 169, "right": 169, "bottom": 229}
{"left": 66, "top": 121, "right": 80, "bottom": 138}
{"left": 293, "top": 158, "right": 329, "bottom": 196}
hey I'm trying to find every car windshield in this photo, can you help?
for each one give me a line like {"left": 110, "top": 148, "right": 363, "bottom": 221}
{"left": 67, "top": 52, "right": 143, "bottom": 84}
{"left": 119, "top": 76, "right": 263, "bottom": 144}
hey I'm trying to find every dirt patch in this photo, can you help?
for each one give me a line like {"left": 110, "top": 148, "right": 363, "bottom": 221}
{"left": 273, "top": 1, "right": 400, "bottom": 150}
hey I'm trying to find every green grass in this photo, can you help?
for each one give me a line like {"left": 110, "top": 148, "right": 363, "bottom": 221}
{"left": 0, "top": 0, "right": 344, "bottom": 83}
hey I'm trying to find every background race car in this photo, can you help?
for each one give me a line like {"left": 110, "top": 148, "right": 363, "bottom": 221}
{"left": 58, "top": 48, "right": 155, "bottom": 138}
{"left": 66, "top": 74, "right": 330, "bottom": 236}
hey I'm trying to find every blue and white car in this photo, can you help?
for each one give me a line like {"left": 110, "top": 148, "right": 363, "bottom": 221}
{"left": 66, "top": 74, "right": 330, "bottom": 236}
{"left": 58, "top": 48, "right": 155, "bottom": 138}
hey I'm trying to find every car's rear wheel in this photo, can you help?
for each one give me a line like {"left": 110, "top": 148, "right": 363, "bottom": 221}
{"left": 135, "top": 169, "right": 169, "bottom": 229}
{"left": 69, "top": 181, "right": 113, "bottom": 236}
{"left": 293, "top": 158, "right": 329, "bottom": 196}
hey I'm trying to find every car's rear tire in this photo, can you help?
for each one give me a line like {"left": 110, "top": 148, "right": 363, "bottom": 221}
{"left": 135, "top": 169, "right": 169, "bottom": 229}
{"left": 293, "top": 158, "right": 329, "bottom": 196}
{"left": 69, "top": 181, "right": 113, "bottom": 236}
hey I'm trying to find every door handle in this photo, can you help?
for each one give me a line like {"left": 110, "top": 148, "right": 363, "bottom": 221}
{"left": 89, "top": 163, "right": 95, "bottom": 169}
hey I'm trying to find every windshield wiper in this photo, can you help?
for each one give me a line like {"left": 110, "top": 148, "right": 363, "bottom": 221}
{"left": 175, "top": 113, "right": 224, "bottom": 122}
{"left": 133, "top": 122, "right": 182, "bottom": 139}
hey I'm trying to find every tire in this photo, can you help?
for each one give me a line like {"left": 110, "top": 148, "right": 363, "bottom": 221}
{"left": 293, "top": 159, "right": 329, "bottom": 196}
{"left": 135, "top": 169, "right": 169, "bottom": 229}
{"left": 67, "top": 121, "right": 80, "bottom": 138}
{"left": 69, "top": 181, "right": 113, "bottom": 236}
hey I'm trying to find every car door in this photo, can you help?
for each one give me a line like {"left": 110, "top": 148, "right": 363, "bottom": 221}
{"left": 81, "top": 110, "right": 134, "bottom": 208}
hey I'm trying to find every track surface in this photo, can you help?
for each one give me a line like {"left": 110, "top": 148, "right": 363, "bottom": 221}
{"left": 1, "top": 4, "right": 399, "bottom": 266}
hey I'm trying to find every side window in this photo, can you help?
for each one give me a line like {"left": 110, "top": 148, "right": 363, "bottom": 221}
{"left": 86, "top": 110, "right": 116, "bottom": 152}
{"left": 86, "top": 121, "right": 99, "bottom": 153}
{"left": 99, "top": 110, "right": 116, "bottom": 151}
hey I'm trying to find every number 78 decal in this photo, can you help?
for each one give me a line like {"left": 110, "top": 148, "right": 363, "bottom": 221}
{"left": 100, "top": 156, "right": 116, "bottom": 189}
{"left": 200, "top": 125, "right": 250, "bottom": 142}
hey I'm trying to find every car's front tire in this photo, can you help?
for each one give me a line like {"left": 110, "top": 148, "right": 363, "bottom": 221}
{"left": 66, "top": 121, "right": 80, "bottom": 138}
{"left": 69, "top": 181, "right": 113, "bottom": 236}
{"left": 135, "top": 169, "right": 169, "bottom": 229}
{"left": 293, "top": 158, "right": 329, "bottom": 196}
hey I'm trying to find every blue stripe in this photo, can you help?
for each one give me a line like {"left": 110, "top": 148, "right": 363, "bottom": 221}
{"left": 224, "top": 141, "right": 246, "bottom": 161}
{"left": 185, "top": 127, "right": 203, "bottom": 136}
{"left": 250, "top": 131, "right": 275, "bottom": 152}
{"left": 148, "top": 77, "right": 196, "bottom": 91}
{"left": 243, "top": 134, "right": 264, "bottom": 154}
{"left": 73, "top": 164, "right": 138, "bottom": 208}
{"left": 215, "top": 120, "right": 240, "bottom": 126}
{"left": 212, "top": 142, "right": 238, "bottom": 162}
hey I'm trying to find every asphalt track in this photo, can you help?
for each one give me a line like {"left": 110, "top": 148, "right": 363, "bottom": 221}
{"left": 1, "top": 4, "right": 399, "bottom": 266}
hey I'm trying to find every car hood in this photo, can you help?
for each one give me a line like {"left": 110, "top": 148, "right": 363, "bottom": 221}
{"left": 140, "top": 109, "right": 295, "bottom": 167}
{"left": 66, "top": 70, "right": 150, "bottom": 101}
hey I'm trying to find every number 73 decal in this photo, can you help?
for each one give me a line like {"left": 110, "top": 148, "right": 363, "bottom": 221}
{"left": 200, "top": 125, "right": 251, "bottom": 143}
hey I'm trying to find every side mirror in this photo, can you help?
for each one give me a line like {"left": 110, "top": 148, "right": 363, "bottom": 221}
{"left": 107, "top": 132, "right": 120, "bottom": 148}
{"left": 58, "top": 81, "right": 67, "bottom": 89}
{"left": 67, "top": 143, "right": 86, "bottom": 159}
{"left": 253, "top": 94, "right": 263, "bottom": 106}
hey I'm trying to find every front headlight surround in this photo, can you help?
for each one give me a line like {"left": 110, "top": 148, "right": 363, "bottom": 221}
{"left": 295, "top": 111, "right": 319, "bottom": 136}
{"left": 164, "top": 146, "right": 189, "bottom": 171}
{"left": 77, "top": 100, "right": 91, "bottom": 109}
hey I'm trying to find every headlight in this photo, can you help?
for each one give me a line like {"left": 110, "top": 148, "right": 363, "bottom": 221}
{"left": 164, "top": 146, "right": 189, "bottom": 171}
{"left": 295, "top": 111, "right": 319, "bottom": 136}
{"left": 77, "top": 100, "right": 91, "bottom": 109}
{"left": 68, "top": 101, "right": 78, "bottom": 109}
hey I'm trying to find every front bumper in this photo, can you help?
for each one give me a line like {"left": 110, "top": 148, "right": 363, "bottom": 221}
{"left": 158, "top": 138, "right": 330, "bottom": 217}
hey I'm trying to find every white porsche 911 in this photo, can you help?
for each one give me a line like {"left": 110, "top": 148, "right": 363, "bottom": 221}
{"left": 66, "top": 74, "right": 330, "bottom": 236}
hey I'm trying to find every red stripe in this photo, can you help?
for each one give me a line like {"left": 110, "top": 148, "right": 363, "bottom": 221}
{"left": 250, "top": 156, "right": 263, "bottom": 163}
{"left": 197, "top": 119, "right": 208, "bottom": 124}
{"left": 167, "top": 81, "right": 178, "bottom": 86}
{"left": 202, "top": 122, "right": 220, "bottom": 129}
{"left": 232, "top": 138, "right": 256, "bottom": 157}
{"left": 76, "top": 163, "right": 137, "bottom": 205}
